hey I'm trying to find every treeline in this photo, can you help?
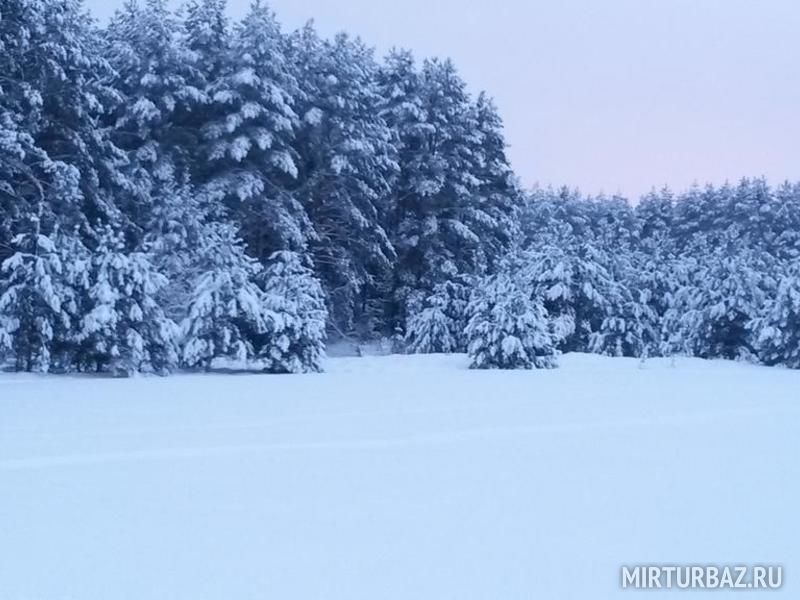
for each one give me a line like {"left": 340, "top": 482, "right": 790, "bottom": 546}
{"left": 410, "top": 181, "right": 800, "bottom": 369}
{"left": 2, "top": 0, "right": 799, "bottom": 375}
{"left": 0, "top": 0, "right": 518, "bottom": 374}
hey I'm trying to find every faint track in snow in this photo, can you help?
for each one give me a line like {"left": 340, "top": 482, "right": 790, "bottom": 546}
{"left": 0, "top": 400, "right": 506, "bottom": 439}
{"left": 2, "top": 404, "right": 796, "bottom": 472}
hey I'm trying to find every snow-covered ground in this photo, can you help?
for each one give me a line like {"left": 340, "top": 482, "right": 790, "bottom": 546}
{"left": 1, "top": 353, "right": 797, "bottom": 599}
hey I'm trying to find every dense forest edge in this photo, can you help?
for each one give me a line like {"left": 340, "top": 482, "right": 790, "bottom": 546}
{"left": 2, "top": 0, "right": 799, "bottom": 375}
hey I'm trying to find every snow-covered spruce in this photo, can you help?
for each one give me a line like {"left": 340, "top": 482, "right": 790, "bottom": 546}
{"left": 290, "top": 26, "right": 398, "bottom": 336}
{"left": 257, "top": 251, "right": 327, "bottom": 374}
{"left": 180, "top": 223, "right": 268, "bottom": 370}
{"left": 0, "top": 232, "right": 77, "bottom": 373}
{"left": 520, "top": 242, "right": 615, "bottom": 353}
{"left": 404, "top": 279, "right": 470, "bottom": 354}
{"left": 380, "top": 54, "right": 518, "bottom": 333}
{"left": 589, "top": 254, "right": 659, "bottom": 359}
{"left": 75, "top": 228, "right": 178, "bottom": 376}
{"left": 658, "top": 255, "right": 698, "bottom": 358}
{"left": 678, "top": 247, "right": 771, "bottom": 361}
{"left": 405, "top": 292, "right": 456, "bottom": 354}
{"left": 590, "top": 292, "right": 658, "bottom": 359}
{"left": 180, "top": 231, "right": 326, "bottom": 374}
{"left": 104, "top": 0, "right": 206, "bottom": 212}
{"left": 465, "top": 273, "right": 558, "bottom": 370}
{"left": 200, "top": 0, "right": 309, "bottom": 261}
{"left": 752, "top": 263, "right": 800, "bottom": 368}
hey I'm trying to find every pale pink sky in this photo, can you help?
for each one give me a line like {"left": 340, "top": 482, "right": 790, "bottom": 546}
{"left": 88, "top": 0, "right": 800, "bottom": 198}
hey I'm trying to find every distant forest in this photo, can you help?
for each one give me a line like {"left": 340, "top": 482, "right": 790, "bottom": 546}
{"left": 2, "top": 0, "right": 799, "bottom": 374}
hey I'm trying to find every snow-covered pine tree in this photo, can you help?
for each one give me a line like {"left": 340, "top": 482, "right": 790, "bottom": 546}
{"left": 0, "top": 315, "right": 12, "bottom": 359}
{"left": 590, "top": 193, "right": 637, "bottom": 251}
{"left": 380, "top": 56, "right": 515, "bottom": 333}
{"left": 751, "top": 262, "right": 800, "bottom": 368}
{"left": 180, "top": 222, "right": 268, "bottom": 370}
{"left": 375, "top": 48, "right": 426, "bottom": 330}
{"left": 730, "top": 177, "right": 776, "bottom": 252}
{"left": 518, "top": 242, "right": 575, "bottom": 346}
{"left": 257, "top": 250, "right": 327, "bottom": 373}
{"left": 1, "top": 0, "right": 129, "bottom": 242}
{"left": 629, "top": 249, "right": 675, "bottom": 356}
{"left": 636, "top": 187, "right": 675, "bottom": 248}
{"left": 671, "top": 184, "right": 706, "bottom": 248}
{"left": 0, "top": 16, "right": 50, "bottom": 260}
{"left": 201, "top": 0, "right": 309, "bottom": 260}
{"left": 104, "top": 0, "right": 207, "bottom": 241}
{"left": 589, "top": 251, "right": 659, "bottom": 358}
{"left": 182, "top": 0, "right": 229, "bottom": 83}
{"left": 589, "top": 286, "right": 658, "bottom": 358}
{"left": 0, "top": 0, "right": 104, "bottom": 373}
{"left": 772, "top": 182, "right": 800, "bottom": 260}
{"left": 465, "top": 273, "right": 558, "bottom": 370}
{"left": 521, "top": 241, "right": 615, "bottom": 352}
{"left": 679, "top": 245, "right": 774, "bottom": 361}
{"left": 0, "top": 110, "right": 43, "bottom": 266}
{"left": 659, "top": 255, "right": 698, "bottom": 359}
{"left": 673, "top": 183, "right": 734, "bottom": 251}
{"left": 289, "top": 26, "right": 398, "bottom": 336}
{"left": 404, "top": 294, "right": 455, "bottom": 354}
{"left": 142, "top": 180, "right": 211, "bottom": 321}
{"left": 471, "top": 92, "right": 520, "bottom": 270}
{"left": 404, "top": 277, "right": 471, "bottom": 354}
{"left": 520, "top": 186, "right": 587, "bottom": 249}
{"left": 0, "top": 229, "right": 78, "bottom": 372}
{"left": 75, "top": 227, "right": 178, "bottom": 376}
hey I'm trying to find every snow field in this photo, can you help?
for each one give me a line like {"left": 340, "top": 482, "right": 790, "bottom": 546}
{"left": 1, "top": 353, "right": 798, "bottom": 599}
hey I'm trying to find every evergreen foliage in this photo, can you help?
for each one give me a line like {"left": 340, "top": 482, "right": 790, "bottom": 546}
{"left": 76, "top": 228, "right": 178, "bottom": 376}
{"left": 752, "top": 262, "right": 800, "bottom": 368}
{"left": 180, "top": 222, "right": 267, "bottom": 370}
{"left": 2, "top": 0, "right": 800, "bottom": 374}
{"left": 258, "top": 250, "right": 327, "bottom": 373}
{"left": 465, "top": 273, "right": 558, "bottom": 370}
{"left": 0, "top": 231, "right": 77, "bottom": 372}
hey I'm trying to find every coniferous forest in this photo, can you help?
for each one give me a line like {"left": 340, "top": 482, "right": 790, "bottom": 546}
{"left": 2, "top": 0, "right": 800, "bottom": 375}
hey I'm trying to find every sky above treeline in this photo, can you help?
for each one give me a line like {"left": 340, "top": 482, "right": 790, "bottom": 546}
{"left": 85, "top": 0, "right": 800, "bottom": 199}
